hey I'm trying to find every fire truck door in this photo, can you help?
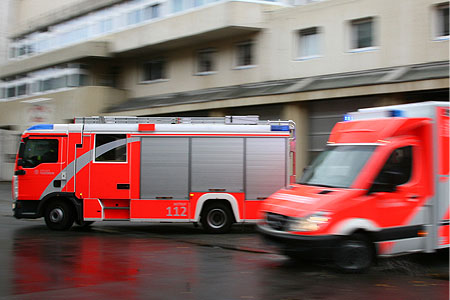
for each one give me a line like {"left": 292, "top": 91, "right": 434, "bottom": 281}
{"left": 16, "top": 136, "right": 66, "bottom": 200}
{"left": 89, "top": 134, "right": 130, "bottom": 199}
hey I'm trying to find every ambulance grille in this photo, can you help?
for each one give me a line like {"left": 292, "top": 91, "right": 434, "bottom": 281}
{"left": 266, "top": 213, "right": 289, "bottom": 231}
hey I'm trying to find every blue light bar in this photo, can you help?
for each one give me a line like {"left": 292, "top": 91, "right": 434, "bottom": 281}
{"left": 343, "top": 114, "right": 353, "bottom": 121}
{"left": 271, "top": 125, "right": 290, "bottom": 131}
{"left": 389, "top": 109, "right": 405, "bottom": 117}
{"left": 27, "top": 124, "right": 54, "bottom": 131}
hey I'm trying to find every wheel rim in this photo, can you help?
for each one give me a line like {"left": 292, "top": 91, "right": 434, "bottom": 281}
{"left": 207, "top": 208, "right": 227, "bottom": 229}
{"left": 49, "top": 208, "right": 64, "bottom": 223}
{"left": 339, "top": 241, "right": 370, "bottom": 270}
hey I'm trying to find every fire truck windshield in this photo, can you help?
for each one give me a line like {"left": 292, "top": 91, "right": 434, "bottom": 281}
{"left": 298, "top": 145, "right": 377, "bottom": 188}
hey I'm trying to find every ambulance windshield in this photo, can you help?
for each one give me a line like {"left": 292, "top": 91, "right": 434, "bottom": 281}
{"left": 298, "top": 145, "right": 377, "bottom": 188}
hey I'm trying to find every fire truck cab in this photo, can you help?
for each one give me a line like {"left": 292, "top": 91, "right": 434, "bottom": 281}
{"left": 258, "top": 102, "right": 449, "bottom": 272}
{"left": 13, "top": 116, "right": 295, "bottom": 233}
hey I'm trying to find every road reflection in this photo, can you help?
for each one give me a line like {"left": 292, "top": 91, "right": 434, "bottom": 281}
{"left": 10, "top": 226, "right": 449, "bottom": 300}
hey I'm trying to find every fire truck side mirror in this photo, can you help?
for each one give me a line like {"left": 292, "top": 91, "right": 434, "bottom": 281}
{"left": 17, "top": 159, "right": 24, "bottom": 167}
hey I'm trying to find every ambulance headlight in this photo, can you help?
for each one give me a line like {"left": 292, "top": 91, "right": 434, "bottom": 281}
{"left": 13, "top": 175, "right": 18, "bottom": 201}
{"left": 289, "top": 212, "right": 331, "bottom": 232}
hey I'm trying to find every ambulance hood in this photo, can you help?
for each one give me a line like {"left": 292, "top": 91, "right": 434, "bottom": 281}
{"left": 261, "top": 184, "right": 364, "bottom": 218}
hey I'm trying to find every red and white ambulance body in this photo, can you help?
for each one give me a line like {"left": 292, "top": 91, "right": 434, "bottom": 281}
{"left": 13, "top": 116, "right": 295, "bottom": 233}
{"left": 258, "top": 101, "right": 449, "bottom": 272}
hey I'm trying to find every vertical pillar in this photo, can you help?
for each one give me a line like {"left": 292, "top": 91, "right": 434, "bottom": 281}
{"left": 281, "top": 102, "right": 309, "bottom": 181}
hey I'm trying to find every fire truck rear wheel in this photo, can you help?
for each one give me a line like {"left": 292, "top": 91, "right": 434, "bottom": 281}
{"left": 44, "top": 200, "right": 75, "bottom": 231}
{"left": 334, "top": 233, "right": 373, "bottom": 273}
{"left": 201, "top": 203, "right": 233, "bottom": 234}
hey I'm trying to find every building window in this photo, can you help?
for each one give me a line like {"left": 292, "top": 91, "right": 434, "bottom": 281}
{"left": 297, "top": 27, "right": 321, "bottom": 59}
{"left": 142, "top": 59, "right": 166, "bottom": 81}
{"left": 435, "top": 3, "right": 449, "bottom": 38}
{"left": 144, "top": 4, "right": 160, "bottom": 19}
{"left": 235, "top": 41, "right": 254, "bottom": 67}
{"left": 196, "top": 49, "right": 216, "bottom": 74}
{"left": 350, "top": 17, "right": 375, "bottom": 50}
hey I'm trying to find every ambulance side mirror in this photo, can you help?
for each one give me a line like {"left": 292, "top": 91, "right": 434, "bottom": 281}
{"left": 369, "top": 181, "right": 397, "bottom": 194}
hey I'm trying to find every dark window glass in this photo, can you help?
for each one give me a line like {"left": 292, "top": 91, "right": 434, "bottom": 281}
{"left": 7, "top": 87, "right": 16, "bottom": 98}
{"left": 142, "top": 60, "right": 165, "bottom": 81}
{"left": 438, "top": 4, "right": 449, "bottom": 36}
{"left": 375, "top": 146, "right": 413, "bottom": 186}
{"left": 17, "top": 84, "right": 27, "bottom": 96}
{"left": 22, "top": 139, "right": 59, "bottom": 168}
{"left": 236, "top": 42, "right": 253, "bottom": 66}
{"left": 352, "top": 18, "right": 373, "bottom": 49}
{"left": 197, "top": 49, "right": 215, "bottom": 73}
{"left": 95, "top": 134, "right": 127, "bottom": 162}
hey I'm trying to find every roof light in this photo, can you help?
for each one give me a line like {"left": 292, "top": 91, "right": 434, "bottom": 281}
{"left": 271, "top": 125, "right": 290, "bottom": 131}
{"left": 27, "top": 124, "right": 54, "bottom": 131}
{"left": 343, "top": 114, "right": 353, "bottom": 121}
{"left": 389, "top": 109, "right": 405, "bottom": 117}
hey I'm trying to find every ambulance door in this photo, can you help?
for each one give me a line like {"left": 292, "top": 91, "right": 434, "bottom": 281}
{"left": 371, "top": 142, "right": 428, "bottom": 253}
{"left": 89, "top": 134, "right": 130, "bottom": 199}
{"left": 16, "top": 135, "right": 66, "bottom": 200}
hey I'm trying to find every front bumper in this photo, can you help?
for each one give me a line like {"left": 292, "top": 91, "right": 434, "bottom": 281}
{"left": 257, "top": 223, "right": 341, "bottom": 260}
{"left": 13, "top": 200, "right": 41, "bottom": 219}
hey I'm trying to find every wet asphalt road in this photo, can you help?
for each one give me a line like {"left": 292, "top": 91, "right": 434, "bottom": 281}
{"left": 0, "top": 182, "right": 448, "bottom": 299}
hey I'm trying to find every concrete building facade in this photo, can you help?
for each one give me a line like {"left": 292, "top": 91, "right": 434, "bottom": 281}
{"left": 0, "top": 0, "right": 448, "bottom": 179}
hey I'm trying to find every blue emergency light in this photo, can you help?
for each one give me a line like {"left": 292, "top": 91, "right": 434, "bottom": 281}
{"left": 271, "top": 125, "right": 290, "bottom": 131}
{"left": 389, "top": 109, "right": 405, "bottom": 117}
{"left": 27, "top": 124, "right": 54, "bottom": 131}
{"left": 343, "top": 114, "right": 353, "bottom": 121}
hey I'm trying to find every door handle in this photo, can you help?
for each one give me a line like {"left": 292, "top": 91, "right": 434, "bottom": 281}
{"left": 117, "top": 184, "right": 130, "bottom": 190}
{"left": 407, "top": 195, "right": 419, "bottom": 201}
{"left": 14, "top": 170, "right": 26, "bottom": 175}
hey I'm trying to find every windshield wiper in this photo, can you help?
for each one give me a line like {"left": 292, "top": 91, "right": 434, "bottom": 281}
{"left": 297, "top": 182, "right": 342, "bottom": 189}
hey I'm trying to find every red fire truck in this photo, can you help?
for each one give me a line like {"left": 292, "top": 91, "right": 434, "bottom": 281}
{"left": 258, "top": 101, "right": 449, "bottom": 272}
{"left": 12, "top": 116, "right": 295, "bottom": 233}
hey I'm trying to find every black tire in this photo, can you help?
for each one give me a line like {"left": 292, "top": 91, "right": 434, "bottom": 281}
{"left": 334, "top": 233, "right": 374, "bottom": 273}
{"left": 201, "top": 203, "right": 233, "bottom": 234}
{"left": 44, "top": 200, "right": 74, "bottom": 231}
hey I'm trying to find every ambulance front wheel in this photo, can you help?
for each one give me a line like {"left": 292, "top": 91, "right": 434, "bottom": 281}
{"left": 334, "top": 233, "right": 374, "bottom": 273}
{"left": 201, "top": 203, "right": 233, "bottom": 234}
{"left": 44, "top": 199, "right": 75, "bottom": 231}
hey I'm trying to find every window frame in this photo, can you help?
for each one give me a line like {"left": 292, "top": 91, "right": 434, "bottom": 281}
{"left": 348, "top": 17, "right": 378, "bottom": 53}
{"left": 296, "top": 26, "right": 323, "bottom": 60}
{"left": 433, "top": 2, "right": 449, "bottom": 40}
{"left": 20, "top": 138, "right": 59, "bottom": 168}
{"left": 141, "top": 58, "right": 167, "bottom": 83}
{"left": 195, "top": 48, "right": 217, "bottom": 75}
{"left": 234, "top": 40, "right": 256, "bottom": 69}
{"left": 94, "top": 134, "right": 128, "bottom": 163}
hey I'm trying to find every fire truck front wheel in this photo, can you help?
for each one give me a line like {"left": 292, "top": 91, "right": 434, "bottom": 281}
{"left": 333, "top": 233, "right": 374, "bottom": 273}
{"left": 201, "top": 202, "right": 233, "bottom": 234}
{"left": 44, "top": 199, "right": 75, "bottom": 231}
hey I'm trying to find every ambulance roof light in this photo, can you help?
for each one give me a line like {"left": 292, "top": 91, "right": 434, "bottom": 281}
{"left": 389, "top": 109, "right": 405, "bottom": 117}
{"left": 343, "top": 114, "right": 353, "bottom": 121}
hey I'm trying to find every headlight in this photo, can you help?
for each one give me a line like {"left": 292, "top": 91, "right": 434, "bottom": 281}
{"left": 13, "top": 175, "right": 18, "bottom": 201}
{"left": 289, "top": 212, "right": 331, "bottom": 232}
